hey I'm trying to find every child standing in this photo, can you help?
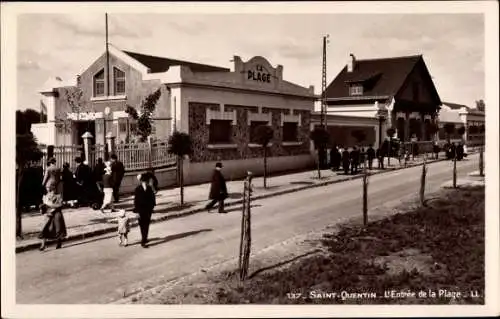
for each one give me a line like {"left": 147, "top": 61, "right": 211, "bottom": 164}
{"left": 117, "top": 209, "right": 130, "bottom": 246}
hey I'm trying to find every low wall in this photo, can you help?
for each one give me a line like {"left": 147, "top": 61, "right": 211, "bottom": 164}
{"left": 182, "top": 154, "right": 315, "bottom": 185}
{"left": 120, "top": 166, "right": 177, "bottom": 195}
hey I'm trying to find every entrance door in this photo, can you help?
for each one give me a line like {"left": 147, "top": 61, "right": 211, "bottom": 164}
{"left": 75, "top": 121, "right": 96, "bottom": 146}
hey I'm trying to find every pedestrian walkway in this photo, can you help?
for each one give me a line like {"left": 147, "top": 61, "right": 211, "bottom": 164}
{"left": 16, "top": 154, "right": 448, "bottom": 252}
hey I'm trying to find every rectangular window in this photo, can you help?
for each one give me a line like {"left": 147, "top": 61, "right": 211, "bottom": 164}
{"left": 94, "top": 70, "right": 105, "bottom": 97}
{"left": 349, "top": 84, "right": 363, "bottom": 96}
{"left": 113, "top": 67, "right": 126, "bottom": 95}
{"left": 119, "top": 121, "right": 127, "bottom": 133}
{"left": 209, "top": 120, "right": 232, "bottom": 144}
{"left": 282, "top": 122, "right": 298, "bottom": 142}
{"left": 249, "top": 121, "right": 269, "bottom": 144}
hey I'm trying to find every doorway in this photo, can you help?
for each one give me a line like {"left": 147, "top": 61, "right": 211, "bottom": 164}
{"left": 74, "top": 121, "right": 96, "bottom": 146}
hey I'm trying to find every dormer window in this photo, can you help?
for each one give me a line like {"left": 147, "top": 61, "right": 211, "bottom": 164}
{"left": 113, "top": 67, "right": 126, "bottom": 95}
{"left": 93, "top": 69, "right": 105, "bottom": 97}
{"left": 350, "top": 84, "right": 363, "bottom": 96}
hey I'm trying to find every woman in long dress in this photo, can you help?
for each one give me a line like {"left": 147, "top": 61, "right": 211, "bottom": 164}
{"left": 39, "top": 157, "right": 67, "bottom": 251}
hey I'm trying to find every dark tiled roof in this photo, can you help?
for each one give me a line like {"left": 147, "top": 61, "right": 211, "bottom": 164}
{"left": 325, "top": 55, "right": 422, "bottom": 100}
{"left": 123, "top": 50, "right": 230, "bottom": 73}
{"left": 442, "top": 101, "right": 470, "bottom": 110}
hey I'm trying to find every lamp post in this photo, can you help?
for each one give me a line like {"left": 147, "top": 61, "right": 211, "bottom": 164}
{"left": 104, "top": 106, "right": 111, "bottom": 161}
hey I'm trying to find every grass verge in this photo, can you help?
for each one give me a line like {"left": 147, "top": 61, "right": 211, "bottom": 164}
{"left": 122, "top": 185, "right": 485, "bottom": 305}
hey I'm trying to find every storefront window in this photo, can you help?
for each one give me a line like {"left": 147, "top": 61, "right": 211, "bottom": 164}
{"left": 249, "top": 121, "right": 269, "bottom": 144}
{"left": 94, "top": 70, "right": 105, "bottom": 97}
{"left": 282, "top": 122, "right": 298, "bottom": 142}
{"left": 113, "top": 67, "right": 126, "bottom": 95}
{"left": 209, "top": 120, "right": 232, "bottom": 144}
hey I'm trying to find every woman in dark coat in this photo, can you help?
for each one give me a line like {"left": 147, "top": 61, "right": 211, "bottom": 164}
{"left": 205, "top": 162, "right": 228, "bottom": 214}
{"left": 134, "top": 174, "right": 156, "bottom": 248}
{"left": 62, "top": 162, "right": 78, "bottom": 206}
{"left": 39, "top": 158, "right": 67, "bottom": 251}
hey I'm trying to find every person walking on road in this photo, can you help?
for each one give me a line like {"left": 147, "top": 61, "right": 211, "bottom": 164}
{"left": 134, "top": 174, "right": 156, "bottom": 248}
{"left": 110, "top": 154, "right": 125, "bottom": 203}
{"left": 39, "top": 157, "right": 66, "bottom": 251}
{"left": 205, "top": 162, "right": 228, "bottom": 214}
{"left": 116, "top": 209, "right": 130, "bottom": 247}
{"left": 367, "top": 145, "right": 375, "bottom": 170}
{"left": 100, "top": 163, "right": 115, "bottom": 213}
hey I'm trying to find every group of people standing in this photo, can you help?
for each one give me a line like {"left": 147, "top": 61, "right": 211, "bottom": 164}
{"left": 61, "top": 154, "right": 125, "bottom": 209}
{"left": 329, "top": 145, "right": 378, "bottom": 175}
{"left": 37, "top": 154, "right": 125, "bottom": 251}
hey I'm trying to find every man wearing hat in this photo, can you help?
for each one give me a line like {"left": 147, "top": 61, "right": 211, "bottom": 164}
{"left": 205, "top": 162, "right": 228, "bottom": 214}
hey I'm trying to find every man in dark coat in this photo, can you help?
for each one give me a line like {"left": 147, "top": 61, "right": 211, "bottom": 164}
{"left": 329, "top": 145, "right": 340, "bottom": 171}
{"left": 110, "top": 154, "right": 125, "bottom": 203}
{"left": 74, "top": 157, "right": 93, "bottom": 206}
{"left": 205, "top": 162, "right": 228, "bottom": 214}
{"left": 367, "top": 144, "right": 376, "bottom": 170}
{"left": 134, "top": 174, "right": 156, "bottom": 248}
{"left": 342, "top": 148, "right": 350, "bottom": 175}
{"left": 433, "top": 142, "right": 440, "bottom": 160}
{"left": 93, "top": 157, "right": 106, "bottom": 192}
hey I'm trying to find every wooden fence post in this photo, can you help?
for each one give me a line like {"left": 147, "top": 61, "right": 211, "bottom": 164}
{"left": 362, "top": 160, "right": 369, "bottom": 226}
{"left": 420, "top": 155, "right": 427, "bottom": 206}
{"left": 453, "top": 149, "right": 457, "bottom": 188}
{"left": 239, "top": 172, "right": 253, "bottom": 281}
{"left": 479, "top": 146, "right": 484, "bottom": 176}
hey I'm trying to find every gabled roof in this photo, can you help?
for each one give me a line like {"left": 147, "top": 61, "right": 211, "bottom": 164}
{"left": 122, "top": 50, "right": 230, "bottom": 73}
{"left": 325, "top": 55, "right": 422, "bottom": 100}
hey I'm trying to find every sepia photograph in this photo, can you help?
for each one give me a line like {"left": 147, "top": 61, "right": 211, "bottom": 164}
{"left": 1, "top": 1, "right": 499, "bottom": 318}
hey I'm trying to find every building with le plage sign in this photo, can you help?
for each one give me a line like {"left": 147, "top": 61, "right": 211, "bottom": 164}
{"left": 320, "top": 53, "right": 442, "bottom": 148}
{"left": 36, "top": 46, "right": 316, "bottom": 184}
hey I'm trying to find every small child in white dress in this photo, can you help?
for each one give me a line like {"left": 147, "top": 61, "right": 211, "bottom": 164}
{"left": 117, "top": 210, "right": 130, "bottom": 246}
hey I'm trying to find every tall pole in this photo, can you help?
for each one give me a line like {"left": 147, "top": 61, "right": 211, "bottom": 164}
{"left": 105, "top": 13, "right": 110, "bottom": 97}
{"left": 321, "top": 35, "right": 328, "bottom": 131}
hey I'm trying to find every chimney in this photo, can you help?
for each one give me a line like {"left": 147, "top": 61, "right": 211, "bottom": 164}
{"left": 347, "top": 53, "right": 356, "bottom": 72}
{"left": 76, "top": 74, "right": 81, "bottom": 86}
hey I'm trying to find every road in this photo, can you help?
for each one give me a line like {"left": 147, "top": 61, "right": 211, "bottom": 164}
{"left": 16, "top": 155, "right": 479, "bottom": 304}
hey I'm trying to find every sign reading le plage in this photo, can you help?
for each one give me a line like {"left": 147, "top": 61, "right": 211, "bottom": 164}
{"left": 248, "top": 64, "right": 271, "bottom": 83}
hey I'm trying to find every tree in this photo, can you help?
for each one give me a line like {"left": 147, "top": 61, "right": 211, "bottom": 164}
{"left": 310, "top": 127, "right": 330, "bottom": 179}
{"left": 253, "top": 125, "right": 274, "bottom": 188}
{"left": 386, "top": 127, "right": 396, "bottom": 166}
{"left": 475, "top": 99, "right": 485, "bottom": 112}
{"left": 126, "top": 89, "right": 162, "bottom": 142}
{"left": 16, "top": 132, "right": 43, "bottom": 238}
{"left": 168, "top": 131, "right": 193, "bottom": 206}
{"left": 443, "top": 123, "right": 456, "bottom": 142}
{"left": 457, "top": 126, "right": 466, "bottom": 140}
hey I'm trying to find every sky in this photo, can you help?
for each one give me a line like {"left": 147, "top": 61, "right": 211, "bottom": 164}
{"left": 16, "top": 12, "right": 484, "bottom": 111}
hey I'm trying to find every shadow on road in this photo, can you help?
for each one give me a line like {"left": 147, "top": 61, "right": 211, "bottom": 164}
{"left": 223, "top": 204, "right": 262, "bottom": 214}
{"left": 227, "top": 192, "right": 243, "bottom": 200}
{"left": 248, "top": 249, "right": 322, "bottom": 279}
{"left": 130, "top": 228, "right": 213, "bottom": 248}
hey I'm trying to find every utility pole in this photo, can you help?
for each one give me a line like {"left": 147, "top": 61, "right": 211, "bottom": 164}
{"left": 105, "top": 13, "right": 110, "bottom": 98}
{"left": 321, "top": 35, "right": 329, "bottom": 131}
